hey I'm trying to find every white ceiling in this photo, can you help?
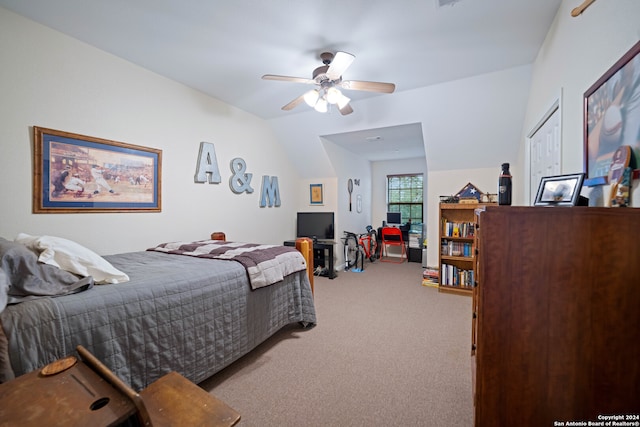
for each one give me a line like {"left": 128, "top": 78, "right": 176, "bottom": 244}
{"left": 0, "top": 0, "right": 562, "bottom": 161}
{"left": 322, "top": 123, "right": 426, "bottom": 162}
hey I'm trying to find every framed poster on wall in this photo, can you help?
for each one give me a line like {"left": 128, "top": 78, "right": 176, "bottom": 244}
{"left": 33, "top": 126, "right": 162, "bottom": 213}
{"left": 583, "top": 40, "right": 640, "bottom": 186}
{"left": 310, "top": 183, "right": 323, "bottom": 205}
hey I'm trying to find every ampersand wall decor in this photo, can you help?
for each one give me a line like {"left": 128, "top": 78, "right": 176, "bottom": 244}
{"left": 229, "top": 158, "right": 254, "bottom": 194}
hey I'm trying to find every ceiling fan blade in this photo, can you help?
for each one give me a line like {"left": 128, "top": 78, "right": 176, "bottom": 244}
{"left": 282, "top": 94, "right": 306, "bottom": 111}
{"left": 339, "top": 103, "right": 354, "bottom": 115}
{"left": 340, "top": 80, "right": 396, "bottom": 93}
{"left": 262, "top": 74, "right": 315, "bottom": 85}
{"left": 326, "top": 51, "right": 355, "bottom": 81}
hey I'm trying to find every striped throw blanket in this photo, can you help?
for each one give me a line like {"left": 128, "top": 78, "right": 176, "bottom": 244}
{"left": 148, "top": 240, "right": 307, "bottom": 290}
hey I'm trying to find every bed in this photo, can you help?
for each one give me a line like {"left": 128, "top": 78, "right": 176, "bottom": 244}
{"left": 0, "top": 235, "right": 316, "bottom": 391}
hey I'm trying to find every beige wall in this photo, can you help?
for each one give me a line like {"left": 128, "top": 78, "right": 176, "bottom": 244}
{"left": 2, "top": 2, "right": 639, "bottom": 257}
{"left": 425, "top": 1, "right": 640, "bottom": 268}
{"left": 518, "top": 0, "right": 640, "bottom": 207}
{"left": 0, "top": 7, "right": 301, "bottom": 254}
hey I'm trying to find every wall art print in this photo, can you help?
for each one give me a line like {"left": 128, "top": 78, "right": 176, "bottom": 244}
{"left": 310, "top": 183, "right": 323, "bottom": 205}
{"left": 33, "top": 126, "right": 162, "bottom": 213}
{"left": 583, "top": 40, "right": 640, "bottom": 186}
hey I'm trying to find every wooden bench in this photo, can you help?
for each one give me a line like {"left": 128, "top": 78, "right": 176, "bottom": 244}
{"left": 77, "top": 345, "right": 240, "bottom": 426}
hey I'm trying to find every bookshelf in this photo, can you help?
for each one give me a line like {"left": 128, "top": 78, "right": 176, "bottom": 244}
{"left": 438, "top": 202, "right": 494, "bottom": 295}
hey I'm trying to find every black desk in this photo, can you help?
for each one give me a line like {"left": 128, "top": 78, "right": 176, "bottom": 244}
{"left": 284, "top": 240, "right": 336, "bottom": 279}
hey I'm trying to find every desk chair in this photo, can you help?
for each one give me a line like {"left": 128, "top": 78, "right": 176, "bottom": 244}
{"left": 76, "top": 345, "right": 241, "bottom": 427}
{"left": 380, "top": 227, "right": 407, "bottom": 263}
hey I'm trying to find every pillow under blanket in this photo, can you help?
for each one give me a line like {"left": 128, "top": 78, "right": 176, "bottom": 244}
{"left": 0, "top": 238, "right": 94, "bottom": 310}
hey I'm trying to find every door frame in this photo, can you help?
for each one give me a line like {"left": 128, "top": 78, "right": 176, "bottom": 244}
{"left": 525, "top": 89, "right": 563, "bottom": 205}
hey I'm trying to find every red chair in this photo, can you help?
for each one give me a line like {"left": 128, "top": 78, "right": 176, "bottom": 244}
{"left": 380, "top": 227, "right": 407, "bottom": 263}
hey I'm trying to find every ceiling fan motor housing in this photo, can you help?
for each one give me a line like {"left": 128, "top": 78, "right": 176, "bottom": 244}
{"left": 320, "top": 52, "right": 334, "bottom": 64}
{"left": 313, "top": 52, "right": 341, "bottom": 83}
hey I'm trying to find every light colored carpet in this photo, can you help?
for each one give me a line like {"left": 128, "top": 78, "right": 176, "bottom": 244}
{"left": 201, "top": 260, "right": 474, "bottom": 426}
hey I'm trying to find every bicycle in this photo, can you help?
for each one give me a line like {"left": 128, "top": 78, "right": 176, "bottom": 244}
{"left": 360, "top": 225, "right": 378, "bottom": 262}
{"left": 342, "top": 231, "right": 362, "bottom": 271}
{"left": 342, "top": 226, "right": 378, "bottom": 271}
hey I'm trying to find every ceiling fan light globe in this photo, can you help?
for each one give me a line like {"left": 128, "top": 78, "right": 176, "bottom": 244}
{"left": 304, "top": 89, "right": 320, "bottom": 107}
{"left": 314, "top": 98, "right": 328, "bottom": 113}
{"left": 326, "top": 87, "right": 342, "bottom": 104}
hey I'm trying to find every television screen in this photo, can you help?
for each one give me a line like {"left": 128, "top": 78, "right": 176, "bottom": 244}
{"left": 296, "top": 212, "right": 334, "bottom": 240}
{"left": 386, "top": 212, "right": 402, "bottom": 224}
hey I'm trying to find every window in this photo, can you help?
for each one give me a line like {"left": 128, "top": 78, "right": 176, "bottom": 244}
{"left": 387, "top": 174, "right": 423, "bottom": 224}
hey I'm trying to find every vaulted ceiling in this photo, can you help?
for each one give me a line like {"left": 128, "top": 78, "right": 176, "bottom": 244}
{"left": 0, "top": 0, "right": 562, "bottom": 162}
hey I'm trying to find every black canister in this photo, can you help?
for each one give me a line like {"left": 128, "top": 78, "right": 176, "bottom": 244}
{"left": 498, "top": 163, "right": 512, "bottom": 205}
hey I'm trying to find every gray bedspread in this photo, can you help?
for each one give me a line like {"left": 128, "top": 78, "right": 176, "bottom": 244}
{"left": 0, "top": 251, "right": 316, "bottom": 390}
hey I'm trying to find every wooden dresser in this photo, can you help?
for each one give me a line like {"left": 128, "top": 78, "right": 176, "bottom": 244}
{"left": 473, "top": 206, "right": 640, "bottom": 426}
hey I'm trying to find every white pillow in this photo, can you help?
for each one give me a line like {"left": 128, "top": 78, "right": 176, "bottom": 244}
{"left": 15, "top": 233, "right": 129, "bottom": 284}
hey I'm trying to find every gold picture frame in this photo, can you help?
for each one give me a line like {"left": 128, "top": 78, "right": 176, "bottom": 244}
{"left": 33, "top": 126, "right": 162, "bottom": 213}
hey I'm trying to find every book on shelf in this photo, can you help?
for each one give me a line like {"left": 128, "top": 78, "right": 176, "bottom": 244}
{"left": 440, "top": 263, "right": 474, "bottom": 288}
{"left": 441, "top": 220, "right": 475, "bottom": 238}
{"left": 440, "top": 241, "right": 474, "bottom": 257}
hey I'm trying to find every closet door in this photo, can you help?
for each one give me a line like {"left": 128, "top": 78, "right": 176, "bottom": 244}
{"left": 529, "top": 104, "right": 561, "bottom": 205}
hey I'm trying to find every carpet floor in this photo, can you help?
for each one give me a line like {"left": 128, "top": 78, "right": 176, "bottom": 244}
{"left": 201, "top": 260, "right": 474, "bottom": 426}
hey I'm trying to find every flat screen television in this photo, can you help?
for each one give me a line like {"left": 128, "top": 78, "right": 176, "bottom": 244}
{"left": 296, "top": 212, "right": 334, "bottom": 241}
{"left": 386, "top": 212, "right": 402, "bottom": 225}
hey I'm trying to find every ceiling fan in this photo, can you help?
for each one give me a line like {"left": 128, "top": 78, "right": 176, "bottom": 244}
{"left": 262, "top": 51, "right": 396, "bottom": 115}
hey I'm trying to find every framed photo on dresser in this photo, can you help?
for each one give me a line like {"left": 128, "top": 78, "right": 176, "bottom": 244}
{"left": 534, "top": 173, "right": 585, "bottom": 206}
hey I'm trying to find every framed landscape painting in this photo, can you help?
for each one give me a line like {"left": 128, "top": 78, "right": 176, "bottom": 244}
{"left": 33, "top": 126, "right": 162, "bottom": 213}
